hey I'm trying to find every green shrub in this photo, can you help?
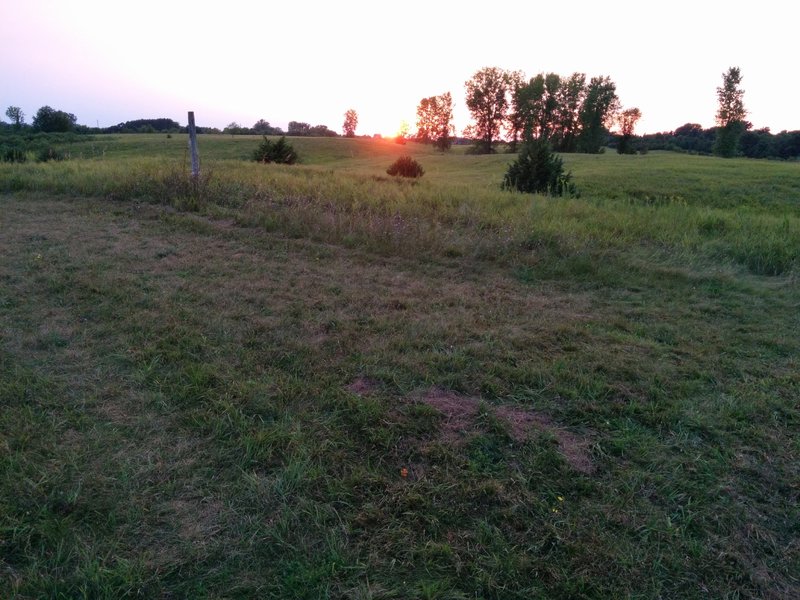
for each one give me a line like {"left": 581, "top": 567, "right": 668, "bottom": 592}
{"left": 36, "top": 147, "right": 68, "bottom": 162}
{"left": 1, "top": 144, "right": 26, "bottom": 163}
{"left": 386, "top": 155, "right": 424, "bottom": 178}
{"left": 501, "top": 139, "right": 578, "bottom": 197}
{"left": 253, "top": 136, "right": 298, "bottom": 164}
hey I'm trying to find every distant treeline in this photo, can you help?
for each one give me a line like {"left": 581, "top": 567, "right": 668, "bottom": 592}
{"left": 612, "top": 123, "right": 800, "bottom": 159}
{"left": 4, "top": 112, "right": 799, "bottom": 160}
{"left": 99, "top": 118, "right": 340, "bottom": 137}
{"left": 0, "top": 131, "right": 94, "bottom": 163}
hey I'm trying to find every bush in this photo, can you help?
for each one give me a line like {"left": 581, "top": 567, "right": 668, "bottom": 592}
{"left": 501, "top": 139, "right": 578, "bottom": 197}
{"left": 253, "top": 136, "right": 298, "bottom": 164}
{"left": 386, "top": 155, "right": 424, "bottom": 178}
{"left": 1, "top": 144, "right": 26, "bottom": 163}
{"left": 36, "top": 147, "right": 68, "bottom": 162}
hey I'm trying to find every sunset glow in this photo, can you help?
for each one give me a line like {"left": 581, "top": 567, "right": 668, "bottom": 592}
{"left": 1, "top": 0, "right": 797, "bottom": 135}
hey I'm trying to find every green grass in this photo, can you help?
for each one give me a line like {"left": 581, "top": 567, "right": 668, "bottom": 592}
{"left": 1, "top": 135, "right": 799, "bottom": 598}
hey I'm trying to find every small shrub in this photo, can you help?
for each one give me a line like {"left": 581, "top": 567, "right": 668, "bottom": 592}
{"left": 1, "top": 145, "right": 26, "bottom": 163}
{"left": 501, "top": 139, "right": 578, "bottom": 197}
{"left": 36, "top": 147, "right": 68, "bottom": 162}
{"left": 253, "top": 136, "right": 298, "bottom": 164}
{"left": 387, "top": 155, "right": 424, "bottom": 178}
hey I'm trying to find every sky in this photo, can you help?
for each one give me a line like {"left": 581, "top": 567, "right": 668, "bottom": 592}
{"left": 1, "top": 0, "right": 797, "bottom": 136}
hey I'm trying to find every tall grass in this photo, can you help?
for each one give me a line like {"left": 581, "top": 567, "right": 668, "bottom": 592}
{"left": 1, "top": 136, "right": 799, "bottom": 276}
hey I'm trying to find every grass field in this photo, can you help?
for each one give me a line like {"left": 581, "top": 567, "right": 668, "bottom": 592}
{"left": 1, "top": 134, "right": 799, "bottom": 598}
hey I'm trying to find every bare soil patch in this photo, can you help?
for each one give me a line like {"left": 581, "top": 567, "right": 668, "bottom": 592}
{"left": 418, "top": 387, "right": 594, "bottom": 474}
{"left": 346, "top": 376, "right": 380, "bottom": 396}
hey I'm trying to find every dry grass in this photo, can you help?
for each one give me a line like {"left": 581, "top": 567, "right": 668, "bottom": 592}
{"left": 1, "top": 152, "right": 798, "bottom": 599}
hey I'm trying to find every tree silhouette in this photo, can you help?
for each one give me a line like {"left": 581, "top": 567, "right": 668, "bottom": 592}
{"left": 343, "top": 109, "right": 358, "bottom": 138}
{"left": 617, "top": 107, "right": 642, "bottom": 154}
{"left": 714, "top": 67, "right": 748, "bottom": 157}
{"left": 465, "top": 67, "right": 510, "bottom": 153}
{"left": 5, "top": 106, "right": 24, "bottom": 128}
{"left": 577, "top": 76, "right": 619, "bottom": 153}
{"left": 415, "top": 92, "right": 454, "bottom": 150}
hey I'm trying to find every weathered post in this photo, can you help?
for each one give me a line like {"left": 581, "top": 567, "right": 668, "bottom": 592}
{"left": 187, "top": 111, "right": 200, "bottom": 179}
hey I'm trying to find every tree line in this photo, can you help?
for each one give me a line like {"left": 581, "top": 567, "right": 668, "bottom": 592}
{"left": 410, "top": 67, "right": 637, "bottom": 155}
{"left": 630, "top": 124, "right": 800, "bottom": 160}
{"left": 5, "top": 67, "right": 799, "bottom": 159}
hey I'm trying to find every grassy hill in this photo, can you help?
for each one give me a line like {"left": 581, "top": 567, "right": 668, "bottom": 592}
{"left": 1, "top": 135, "right": 798, "bottom": 598}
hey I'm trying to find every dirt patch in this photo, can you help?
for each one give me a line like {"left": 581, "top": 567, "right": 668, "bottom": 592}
{"left": 495, "top": 405, "right": 595, "bottom": 474}
{"left": 345, "top": 377, "right": 380, "bottom": 396}
{"left": 417, "top": 388, "right": 594, "bottom": 474}
{"left": 419, "top": 388, "right": 481, "bottom": 442}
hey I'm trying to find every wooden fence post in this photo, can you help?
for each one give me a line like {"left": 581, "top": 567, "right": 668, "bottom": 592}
{"left": 187, "top": 111, "right": 200, "bottom": 178}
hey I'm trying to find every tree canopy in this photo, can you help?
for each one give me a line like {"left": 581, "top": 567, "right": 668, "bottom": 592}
{"left": 464, "top": 67, "right": 510, "bottom": 153}
{"left": 577, "top": 76, "right": 620, "bottom": 153}
{"left": 32, "top": 106, "right": 77, "bottom": 133}
{"left": 5, "top": 106, "right": 25, "bottom": 128}
{"left": 342, "top": 109, "right": 358, "bottom": 138}
{"left": 715, "top": 67, "right": 749, "bottom": 157}
{"left": 466, "top": 69, "right": 620, "bottom": 154}
{"left": 616, "top": 107, "right": 642, "bottom": 154}
{"left": 415, "top": 92, "right": 454, "bottom": 150}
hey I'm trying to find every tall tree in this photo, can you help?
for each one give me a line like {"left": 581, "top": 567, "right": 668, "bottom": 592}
{"left": 343, "top": 109, "right": 358, "bottom": 138}
{"left": 288, "top": 121, "right": 311, "bottom": 136}
{"left": 519, "top": 72, "right": 562, "bottom": 142}
{"left": 714, "top": 66, "right": 748, "bottom": 158}
{"left": 505, "top": 70, "right": 526, "bottom": 151}
{"left": 577, "top": 76, "right": 619, "bottom": 153}
{"left": 415, "top": 92, "right": 454, "bottom": 150}
{"left": 553, "top": 73, "right": 586, "bottom": 152}
{"left": 5, "top": 106, "right": 24, "bottom": 128}
{"left": 224, "top": 122, "right": 244, "bottom": 135}
{"left": 465, "top": 67, "right": 510, "bottom": 153}
{"left": 32, "top": 106, "right": 77, "bottom": 132}
{"left": 616, "top": 107, "right": 642, "bottom": 154}
{"left": 253, "top": 119, "right": 283, "bottom": 135}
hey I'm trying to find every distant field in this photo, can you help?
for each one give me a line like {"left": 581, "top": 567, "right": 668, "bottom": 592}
{"left": 1, "top": 135, "right": 798, "bottom": 598}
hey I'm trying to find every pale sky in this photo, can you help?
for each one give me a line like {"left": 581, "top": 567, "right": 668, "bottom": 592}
{"left": 1, "top": 0, "right": 797, "bottom": 136}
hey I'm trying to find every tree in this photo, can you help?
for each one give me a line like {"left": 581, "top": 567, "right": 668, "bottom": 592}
{"left": 577, "top": 76, "right": 619, "bottom": 153}
{"left": 504, "top": 71, "right": 526, "bottom": 151}
{"left": 308, "top": 124, "right": 338, "bottom": 137}
{"left": 253, "top": 119, "right": 283, "bottom": 135}
{"left": 553, "top": 73, "right": 586, "bottom": 152}
{"left": 465, "top": 67, "right": 510, "bottom": 153}
{"left": 714, "top": 67, "right": 749, "bottom": 158}
{"left": 513, "top": 72, "right": 562, "bottom": 145}
{"left": 616, "top": 107, "right": 642, "bottom": 154}
{"left": 415, "top": 92, "right": 454, "bottom": 150}
{"left": 5, "top": 106, "right": 24, "bottom": 128}
{"left": 288, "top": 121, "right": 311, "bottom": 136}
{"left": 32, "top": 106, "right": 77, "bottom": 132}
{"left": 223, "top": 121, "right": 245, "bottom": 135}
{"left": 343, "top": 109, "right": 358, "bottom": 137}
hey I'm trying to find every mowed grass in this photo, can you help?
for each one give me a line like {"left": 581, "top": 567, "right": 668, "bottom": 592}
{"left": 1, "top": 135, "right": 799, "bottom": 598}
